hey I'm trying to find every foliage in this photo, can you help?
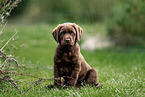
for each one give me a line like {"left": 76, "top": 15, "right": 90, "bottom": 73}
{"left": 106, "top": 0, "right": 145, "bottom": 46}
{"left": 18, "top": 0, "right": 114, "bottom": 23}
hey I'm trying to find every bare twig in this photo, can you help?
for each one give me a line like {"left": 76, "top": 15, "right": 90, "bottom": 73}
{"left": 15, "top": 73, "right": 54, "bottom": 81}
{"left": 0, "top": 31, "right": 17, "bottom": 51}
{"left": 0, "top": 69, "right": 22, "bottom": 93}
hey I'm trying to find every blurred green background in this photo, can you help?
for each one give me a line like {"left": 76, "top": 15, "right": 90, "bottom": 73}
{"left": 9, "top": 0, "right": 145, "bottom": 46}
{"left": 10, "top": 0, "right": 114, "bottom": 23}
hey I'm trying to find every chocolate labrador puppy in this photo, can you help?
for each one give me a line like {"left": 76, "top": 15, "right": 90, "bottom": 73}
{"left": 51, "top": 23, "right": 102, "bottom": 88}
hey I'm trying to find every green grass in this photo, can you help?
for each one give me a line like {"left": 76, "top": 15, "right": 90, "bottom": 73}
{"left": 0, "top": 24, "right": 145, "bottom": 97}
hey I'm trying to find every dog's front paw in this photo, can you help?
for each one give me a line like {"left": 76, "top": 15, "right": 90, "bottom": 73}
{"left": 96, "top": 83, "right": 103, "bottom": 88}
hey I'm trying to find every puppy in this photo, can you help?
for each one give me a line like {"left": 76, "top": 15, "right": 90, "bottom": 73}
{"left": 52, "top": 23, "right": 102, "bottom": 88}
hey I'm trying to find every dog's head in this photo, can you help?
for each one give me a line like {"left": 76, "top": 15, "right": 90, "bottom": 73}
{"left": 52, "top": 23, "right": 83, "bottom": 46}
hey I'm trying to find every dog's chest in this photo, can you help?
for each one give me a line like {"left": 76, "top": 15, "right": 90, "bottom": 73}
{"left": 57, "top": 52, "right": 78, "bottom": 76}
{"left": 62, "top": 52, "right": 73, "bottom": 62}
{"left": 59, "top": 63, "right": 71, "bottom": 76}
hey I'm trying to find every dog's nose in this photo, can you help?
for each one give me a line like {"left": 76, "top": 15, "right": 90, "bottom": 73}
{"left": 65, "top": 38, "right": 70, "bottom": 41}
{"left": 65, "top": 37, "right": 71, "bottom": 42}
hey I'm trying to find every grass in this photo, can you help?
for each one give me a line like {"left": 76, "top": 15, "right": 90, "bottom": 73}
{"left": 0, "top": 24, "right": 145, "bottom": 97}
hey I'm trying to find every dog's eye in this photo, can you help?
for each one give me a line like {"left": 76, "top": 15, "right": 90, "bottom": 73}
{"left": 61, "top": 31, "right": 66, "bottom": 34}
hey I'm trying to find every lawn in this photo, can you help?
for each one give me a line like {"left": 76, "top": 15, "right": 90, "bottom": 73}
{"left": 0, "top": 24, "right": 145, "bottom": 97}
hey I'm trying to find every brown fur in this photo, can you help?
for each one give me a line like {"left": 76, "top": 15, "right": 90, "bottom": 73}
{"left": 50, "top": 23, "right": 102, "bottom": 88}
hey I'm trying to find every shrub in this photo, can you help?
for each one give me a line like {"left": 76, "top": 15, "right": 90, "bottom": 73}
{"left": 0, "top": 0, "right": 22, "bottom": 93}
{"left": 106, "top": 0, "right": 145, "bottom": 46}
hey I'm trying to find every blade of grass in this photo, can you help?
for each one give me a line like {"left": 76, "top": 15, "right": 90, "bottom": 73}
{"left": 0, "top": 30, "right": 17, "bottom": 51}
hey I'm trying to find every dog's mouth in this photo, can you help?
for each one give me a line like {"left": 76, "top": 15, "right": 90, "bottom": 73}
{"left": 61, "top": 41, "right": 74, "bottom": 46}
{"left": 62, "top": 42, "right": 74, "bottom": 46}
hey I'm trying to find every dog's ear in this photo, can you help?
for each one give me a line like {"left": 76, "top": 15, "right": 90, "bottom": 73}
{"left": 72, "top": 23, "right": 83, "bottom": 41}
{"left": 52, "top": 24, "right": 62, "bottom": 43}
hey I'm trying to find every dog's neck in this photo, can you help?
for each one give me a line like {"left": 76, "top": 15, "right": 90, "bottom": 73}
{"left": 55, "top": 43, "right": 80, "bottom": 61}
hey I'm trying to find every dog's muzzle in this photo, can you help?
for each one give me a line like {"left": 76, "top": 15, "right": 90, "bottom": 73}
{"left": 65, "top": 38, "right": 71, "bottom": 43}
